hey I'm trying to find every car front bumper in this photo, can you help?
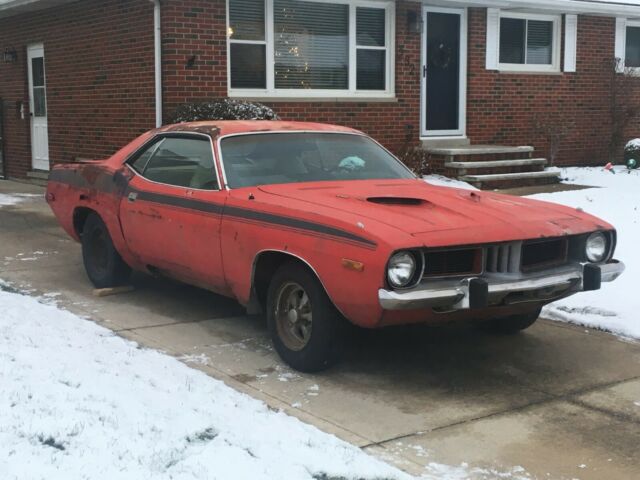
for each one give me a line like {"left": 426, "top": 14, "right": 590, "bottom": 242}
{"left": 378, "top": 260, "right": 625, "bottom": 311}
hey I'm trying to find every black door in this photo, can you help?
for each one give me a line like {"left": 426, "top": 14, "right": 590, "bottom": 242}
{"left": 425, "top": 11, "right": 461, "bottom": 133}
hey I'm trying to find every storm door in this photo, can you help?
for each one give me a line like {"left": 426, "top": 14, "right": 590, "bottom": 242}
{"left": 27, "top": 44, "right": 50, "bottom": 171}
{"left": 421, "top": 7, "right": 467, "bottom": 137}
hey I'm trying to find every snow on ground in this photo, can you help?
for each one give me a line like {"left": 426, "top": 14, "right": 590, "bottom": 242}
{"left": 0, "top": 283, "right": 535, "bottom": 480}
{"left": 0, "top": 285, "right": 409, "bottom": 480}
{"left": 0, "top": 193, "right": 41, "bottom": 207}
{"left": 529, "top": 166, "right": 640, "bottom": 340}
{"left": 424, "top": 175, "right": 478, "bottom": 190}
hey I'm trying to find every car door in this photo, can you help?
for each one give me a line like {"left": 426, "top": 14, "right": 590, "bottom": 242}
{"left": 119, "top": 133, "right": 228, "bottom": 290}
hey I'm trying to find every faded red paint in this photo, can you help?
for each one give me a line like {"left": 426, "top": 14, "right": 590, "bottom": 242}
{"left": 46, "top": 121, "right": 615, "bottom": 328}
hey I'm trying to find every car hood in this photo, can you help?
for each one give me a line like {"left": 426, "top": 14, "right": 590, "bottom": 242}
{"left": 257, "top": 179, "right": 612, "bottom": 246}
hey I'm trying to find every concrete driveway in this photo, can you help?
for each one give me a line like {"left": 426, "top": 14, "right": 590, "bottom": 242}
{"left": 1, "top": 179, "right": 639, "bottom": 479}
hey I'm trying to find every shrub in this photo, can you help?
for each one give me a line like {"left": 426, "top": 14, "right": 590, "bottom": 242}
{"left": 624, "top": 138, "right": 640, "bottom": 168}
{"left": 169, "top": 99, "right": 279, "bottom": 123}
{"left": 397, "top": 145, "right": 431, "bottom": 175}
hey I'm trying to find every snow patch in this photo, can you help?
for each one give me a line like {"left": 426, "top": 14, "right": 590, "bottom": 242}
{"left": 0, "top": 287, "right": 409, "bottom": 480}
{"left": 0, "top": 193, "right": 41, "bottom": 207}
{"left": 530, "top": 167, "right": 640, "bottom": 340}
{"left": 423, "top": 175, "right": 478, "bottom": 190}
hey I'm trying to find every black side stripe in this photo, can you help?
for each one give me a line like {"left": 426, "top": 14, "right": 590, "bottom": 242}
{"left": 223, "top": 205, "right": 376, "bottom": 247}
{"left": 131, "top": 188, "right": 224, "bottom": 215}
{"left": 128, "top": 187, "right": 376, "bottom": 248}
{"left": 50, "top": 170, "right": 377, "bottom": 248}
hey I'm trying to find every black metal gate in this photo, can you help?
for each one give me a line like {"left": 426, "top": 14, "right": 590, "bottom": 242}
{"left": 0, "top": 98, "right": 5, "bottom": 179}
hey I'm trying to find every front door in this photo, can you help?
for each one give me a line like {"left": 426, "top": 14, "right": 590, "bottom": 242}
{"left": 421, "top": 7, "right": 467, "bottom": 137}
{"left": 27, "top": 44, "right": 50, "bottom": 171}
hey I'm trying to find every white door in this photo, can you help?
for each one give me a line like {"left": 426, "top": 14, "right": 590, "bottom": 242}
{"left": 27, "top": 44, "right": 50, "bottom": 171}
{"left": 421, "top": 7, "right": 467, "bottom": 138}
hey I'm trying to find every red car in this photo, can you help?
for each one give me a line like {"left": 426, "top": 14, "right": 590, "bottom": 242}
{"left": 47, "top": 121, "right": 625, "bottom": 371}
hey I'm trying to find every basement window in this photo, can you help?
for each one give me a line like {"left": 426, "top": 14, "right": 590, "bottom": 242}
{"left": 497, "top": 12, "right": 561, "bottom": 72}
{"left": 227, "top": 0, "right": 395, "bottom": 98}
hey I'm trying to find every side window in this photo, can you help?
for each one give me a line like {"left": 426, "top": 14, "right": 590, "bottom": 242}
{"left": 134, "top": 137, "right": 218, "bottom": 190}
{"left": 130, "top": 139, "right": 163, "bottom": 174}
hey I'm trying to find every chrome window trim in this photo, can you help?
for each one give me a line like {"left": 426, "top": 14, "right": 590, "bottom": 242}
{"left": 215, "top": 130, "right": 417, "bottom": 190}
{"left": 124, "top": 131, "right": 223, "bottom": 193}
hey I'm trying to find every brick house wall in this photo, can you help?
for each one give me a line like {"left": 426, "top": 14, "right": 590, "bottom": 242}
{"left": 0, "top": 0, "right": 156, "bottom": 179}
{"left": 160, "top": 0, "right": 423, "bottom": 155}
{"left": 0, "top": 0, "right": 638, "bottom": 180}
{"left": 466, "top": 10, "right": 623, "bottom": 166}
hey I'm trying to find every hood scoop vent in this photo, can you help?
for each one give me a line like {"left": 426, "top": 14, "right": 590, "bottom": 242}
{"left": 367, "top": 196, "right": 424, "bottom": 206}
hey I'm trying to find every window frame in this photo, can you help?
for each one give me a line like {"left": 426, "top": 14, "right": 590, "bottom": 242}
{"left": 125, "top": 132, "right": 222, "bottom": 192}
{"left": 622, "top": 20, "right": 640, "bottom": 71}
{"left": 226, "top": 0, "right": 395, "bottom": 99}
{"left": 496, "top": 11, "right": 562, "bottom": 73}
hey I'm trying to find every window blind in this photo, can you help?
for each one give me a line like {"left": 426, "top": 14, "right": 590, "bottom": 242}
{"left": 274, "top": 0, "right": 349, "bottom": 90}
{"left": 527, "top": 20, "right": 552, "bottom": 64}
{"left": 229, "top": 0, "right": 265, "bottom": 41}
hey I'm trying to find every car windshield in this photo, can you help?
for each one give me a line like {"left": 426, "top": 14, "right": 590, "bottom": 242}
{"left": 219, "top": 133, "right": 415, "bottom": 188}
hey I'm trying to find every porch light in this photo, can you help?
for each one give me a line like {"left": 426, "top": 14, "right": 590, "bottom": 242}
{"left": 3, "top": 47, "right": 17, "bottom": 64}
{"left": 407, "top": 10, "right": 422, "bottom": 34}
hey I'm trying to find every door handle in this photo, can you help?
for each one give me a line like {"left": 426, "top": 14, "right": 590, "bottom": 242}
{"left": 127, "top": 192, "right": 138, "bottom": 202}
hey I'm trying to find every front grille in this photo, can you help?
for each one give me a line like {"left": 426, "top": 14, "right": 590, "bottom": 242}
{"left": 521, "top": 238, "right": 568, "bottom": 271}
{"left": 420, "top": 237, "right": 575, "bottom": 280}
{"left": 423, "top": 248, "right": 481, "bottom": 277}
{"left": 485, "top": 238, "right": 569, "bottom": 274}
{"left": 485, "top": 242, "right": 522, "bottom": 274}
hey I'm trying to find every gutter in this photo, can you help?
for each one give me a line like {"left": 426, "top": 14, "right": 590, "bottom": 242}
{"left": 439, "top": 0, "right": 640, "bottom": 17}
{"left": 151, "top": 0, "right": 162, "bottom": 127}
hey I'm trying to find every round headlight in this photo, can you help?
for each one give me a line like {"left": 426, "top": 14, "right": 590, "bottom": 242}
{"left": 388, "top": 251, "right": 417, "bottom": 288}
{"left": 585, "top": 232, "right": 607, "bottom": 263}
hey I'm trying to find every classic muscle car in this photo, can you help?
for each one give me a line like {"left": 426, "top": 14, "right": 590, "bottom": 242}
{"left": 47, "top": 121, "right": 625, "bottom": 371}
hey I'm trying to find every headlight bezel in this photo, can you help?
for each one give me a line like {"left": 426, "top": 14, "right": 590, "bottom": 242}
{"left": 386, "top": 249, "right": 425, "bottom": 290}
{"left": 585, "top": 231, "right": 609, "bottom": 263}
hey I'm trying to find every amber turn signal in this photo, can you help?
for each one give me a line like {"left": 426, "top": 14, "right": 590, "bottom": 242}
{"left": 341, "top": 258, "right": 364, "bottom": 272}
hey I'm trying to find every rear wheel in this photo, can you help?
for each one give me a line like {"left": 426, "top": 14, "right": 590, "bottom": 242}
{"left": 267, "top": 262, "right": 346, "bottom": 372}
{"left": 479, "top": 307, "right": 542, "bottom": 334}
{"left": 81, "top": 213, "right": 131, "bottom": 288}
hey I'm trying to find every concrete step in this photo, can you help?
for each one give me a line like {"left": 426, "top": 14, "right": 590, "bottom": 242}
{"left": 446, "top": 158, "right": 548, "bottom": 169}
{"left": 460, "top": 169, "right": 561, "bottom": 190}
{"left": 425, "top": 145, "right": 534, "bottom": 156}
{"left": 25, "top": 170, "right": 49, "bottom": 186}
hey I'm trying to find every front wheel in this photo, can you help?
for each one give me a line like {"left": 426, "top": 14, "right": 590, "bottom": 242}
{"left": 266, "top": 262, "right": 346, "bottom": 372}
{"left": 479, "top": 307, "right": 542, "bottom": 334}
{"left": 81, "top": 213, "right": 131, "bottom": 288}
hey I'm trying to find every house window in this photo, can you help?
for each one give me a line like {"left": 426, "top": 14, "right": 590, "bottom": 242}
{"left": 497, "top": 13, "right": 561, "bottom": 72}
{"left": 227, "top": 0, "right": 394, "bottom": 98}
{"left": 625, "top": 24, "right": 640, "bottom": 68}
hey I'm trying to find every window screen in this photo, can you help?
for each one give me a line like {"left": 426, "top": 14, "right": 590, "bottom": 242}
{"left": 499, "top": 17, "right": 553, "bottom": 66}
{"left": 274, "top": 0, "right": 349, "bottom": 90}
{"left": 356, "top": 7, "right": 386, "bottom": 90}
{"left": 229, "top": 0, "right": 267, "bottom": 88}
{"left": 626, "top": 26, "right": 640, "bottom": 68}
{"left": 227, "top": 0, "right": 392, "bottom": 94}
{"left": 31, "top": 57, "right": 47, "bottom": 117}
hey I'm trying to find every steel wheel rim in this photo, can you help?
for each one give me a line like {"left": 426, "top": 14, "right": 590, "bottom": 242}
{"left": 274, "top": 281, "right": 313, "bottom": 351}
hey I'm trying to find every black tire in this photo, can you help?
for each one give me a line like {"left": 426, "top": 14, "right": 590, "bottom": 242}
{"left": 266, "top": 261, "right": 346, "bottom": 372}
{"left": 81, "top": 213, "right": 131, "bottom": 288}
{"left": 479, "top": 307, "right": 542, "bottom": 335}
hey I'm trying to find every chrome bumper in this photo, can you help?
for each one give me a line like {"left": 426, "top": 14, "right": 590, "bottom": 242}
{"left": 378, "top": 260, "right": 625, "bottom": 311}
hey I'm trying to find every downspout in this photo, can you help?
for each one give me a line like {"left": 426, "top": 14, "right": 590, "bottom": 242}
{"left": 151, "top": 0, "right": 162, "bottom": 127}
